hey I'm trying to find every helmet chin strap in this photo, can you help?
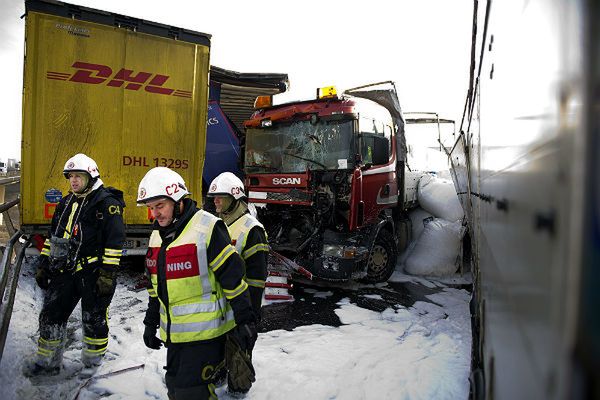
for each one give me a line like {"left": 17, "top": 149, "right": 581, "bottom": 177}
{"left": 173, "top": 199, "right": 184, "bottom": 221}
{"left": 220, "top": 199, "right": 248, "bottom": 225}
{"left": 85, "top": 176, "right": 98, "bottom": 191}
{"left": 222, "top": 196, "right": 236, "bottom": 214}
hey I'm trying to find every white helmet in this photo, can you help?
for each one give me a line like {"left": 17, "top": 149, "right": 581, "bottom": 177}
{"left": 137, "top": 167, "right": 190, "bottom": 204}
{"left": 63, "top": 153, "right": 100, "bottom": 179}
{"left": 207, "top": 172, "right": 245, "bottom": 200}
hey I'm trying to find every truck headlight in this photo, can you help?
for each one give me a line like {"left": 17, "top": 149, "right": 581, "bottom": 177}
{"left": 323, "top": 245, "right": 360, "bottom": 259}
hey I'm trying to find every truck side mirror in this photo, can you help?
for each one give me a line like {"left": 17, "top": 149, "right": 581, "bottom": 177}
{"left": 372, "top": 136, "right": 390, "bottom": 165}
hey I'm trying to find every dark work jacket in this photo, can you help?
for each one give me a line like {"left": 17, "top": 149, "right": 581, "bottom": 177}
{"left": 42, "top": 185, "right": 126, "bottom": 269}
{"left": 143, "top": 199, "right": 255, "bottom": 344}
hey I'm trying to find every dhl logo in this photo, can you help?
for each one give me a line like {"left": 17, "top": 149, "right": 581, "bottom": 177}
{"left": 46, "top": 61, "right": 191, "bottom": 98}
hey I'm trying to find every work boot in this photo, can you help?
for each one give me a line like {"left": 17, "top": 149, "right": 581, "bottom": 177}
{"left": 82, "top": 353, "right": 103, "bottom": 368}
{"left": 22, "top": 359, "right": 60, "bottom": 377}
{"left": 79, "top": 353, "right": 102, "bottom": 378}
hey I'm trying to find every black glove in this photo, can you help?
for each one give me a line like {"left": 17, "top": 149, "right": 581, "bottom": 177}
{"left": 34, "top": 256, "right": 50, "bottom": 289}
{"left": 96, "top": 267, "right": 116, "bottom": 296}
{"left": 225, "top": 334, "right": 256, "bottom": 393}
{"left": 230, "top": 323, "right": 258, "bottom": 353}
{"left": 143, "top": 325, "right": 163, "bottom": 350}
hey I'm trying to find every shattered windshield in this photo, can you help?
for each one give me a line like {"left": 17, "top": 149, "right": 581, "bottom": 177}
{"left": 245, "top": 120, "right": 354, "bottom": 173}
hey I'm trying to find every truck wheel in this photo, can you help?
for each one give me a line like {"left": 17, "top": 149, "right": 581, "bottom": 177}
{"left": 364, "top": 229, "right": 397, "bottom": 283}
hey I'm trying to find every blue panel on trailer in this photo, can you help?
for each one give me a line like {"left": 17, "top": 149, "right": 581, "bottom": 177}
{"left": 203, "top": 100, "right": 241, "bottom": 185}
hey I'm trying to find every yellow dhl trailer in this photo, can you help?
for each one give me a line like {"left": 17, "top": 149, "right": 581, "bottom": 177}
{"left": 21, "top": 0, "right": 211, "bottom": 254}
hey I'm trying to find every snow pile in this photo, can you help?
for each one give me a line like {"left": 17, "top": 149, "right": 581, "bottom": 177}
{"left": 417, "top": 174, "right": 464, "bottom": 222}
{"left": 404, "top": 219, "right": 465, "bottom": 276}
{"left": 0, "top": 259, "right": 471, "bottom": 399}
{"left": 251, "top": 291, "right": 471, "bottom": 400}
{"left": 0, "top": 262, "right": 169, "bottom": 399}
{"left": 401, "top": 174, "right": 466, "bottom": 278}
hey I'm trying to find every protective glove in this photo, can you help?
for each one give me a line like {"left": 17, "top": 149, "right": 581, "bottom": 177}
{"left": 143, "top": 325, "right": 163, "bottom": 350}
{"left": 96, "top": 267, "right": 115, "bottom": 296}
{"left": 34, "top": 256, "right": 51, "bottom": 289}
{"left": 230, "top": 322, "right": 258, "bottom": 353}
{"left": 225, "top": 334, "right": 256, "bottom": 393}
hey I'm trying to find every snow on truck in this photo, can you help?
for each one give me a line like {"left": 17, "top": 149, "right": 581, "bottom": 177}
{"left": 244, "top": 82, "right": 419, "bottom": 283}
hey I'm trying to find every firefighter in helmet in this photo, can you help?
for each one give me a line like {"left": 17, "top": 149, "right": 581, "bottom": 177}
{"left": 207, "top": 172, "right": 269, "bottom": 394}
{"left": 24, "top": 153, "right": 126, "bottom": 376}
{"left": 137, "top": 167, "right": 257, "bottom": 399}
{"left": 207, "top": 172, "right": 268, "bottom": 319}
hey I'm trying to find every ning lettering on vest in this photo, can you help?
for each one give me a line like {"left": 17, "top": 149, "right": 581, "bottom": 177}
{"left": 167, "top": 261, "right": 193, "bottom": 272}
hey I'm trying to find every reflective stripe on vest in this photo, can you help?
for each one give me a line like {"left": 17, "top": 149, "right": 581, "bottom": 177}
{"left": 229, "top": 214, "right": 267, "bottom": 259}
{"left": 146, "top": 210, "right": 235, "bottom": 343}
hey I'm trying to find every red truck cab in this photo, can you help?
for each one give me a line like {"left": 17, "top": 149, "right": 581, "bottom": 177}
{"left": 244, "top": 83, "right": 414, "bottom": 282}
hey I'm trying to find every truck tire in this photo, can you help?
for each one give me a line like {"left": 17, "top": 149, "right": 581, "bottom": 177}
{"left": 364, "top": 229, "right": 397, "bottom": 283}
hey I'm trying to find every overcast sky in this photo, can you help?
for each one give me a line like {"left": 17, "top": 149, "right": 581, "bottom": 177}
{"left": 0, "top": 0, "right": 472, "bottom": 160}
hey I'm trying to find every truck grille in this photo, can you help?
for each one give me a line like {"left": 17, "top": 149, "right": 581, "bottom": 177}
{"left": 267, "top": 191, "right": 310, "bottom": 202}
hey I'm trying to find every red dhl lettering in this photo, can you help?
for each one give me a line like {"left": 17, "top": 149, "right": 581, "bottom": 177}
{"left": 46, "top": 61, "right": 192, "bottom": 98}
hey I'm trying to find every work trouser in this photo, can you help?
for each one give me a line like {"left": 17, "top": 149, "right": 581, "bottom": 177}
{"left": 165, "top": 336, "right": 226, "bottom": 400}
{"left": 35, "top": 262, "right": 116, "bottom": 368}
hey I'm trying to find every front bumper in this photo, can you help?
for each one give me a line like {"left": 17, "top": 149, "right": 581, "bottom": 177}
{"left": 308, "top": 246, "right": 369, "bottom": 281}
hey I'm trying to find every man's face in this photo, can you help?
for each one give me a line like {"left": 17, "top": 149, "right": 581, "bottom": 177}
{"left": 213, "top": 195, "right": 232, "bottom": 213}
{"left": 146, "top": 198, "right": 176, "bottom": 227}
{"left": 68, "top": 172, "right": 88, "bottom": 193}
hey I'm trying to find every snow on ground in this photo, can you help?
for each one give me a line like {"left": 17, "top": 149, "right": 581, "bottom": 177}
{"left": 0, "top": 258, "right": 471, "bottom": 399}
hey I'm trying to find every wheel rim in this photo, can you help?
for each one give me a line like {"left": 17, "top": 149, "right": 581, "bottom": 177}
{"left": 368, "top": 244, "right": 388, "bottom": 274}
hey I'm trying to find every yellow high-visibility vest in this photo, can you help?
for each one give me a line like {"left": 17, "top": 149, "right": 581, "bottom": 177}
{"left": 146, "top": 210, "right": 235, "bottom": 343}
{"left": 228, "top": 213, "right": 269, "bottom": 288}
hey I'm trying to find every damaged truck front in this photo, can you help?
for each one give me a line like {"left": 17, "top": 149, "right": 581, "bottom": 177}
{"left": 244, "top": 82, "right": 418, "bottom": 283}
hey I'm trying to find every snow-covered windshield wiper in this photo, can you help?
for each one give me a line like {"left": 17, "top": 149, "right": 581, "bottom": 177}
{"left": 283, "top": 152, "right": 327, "bottom": 169}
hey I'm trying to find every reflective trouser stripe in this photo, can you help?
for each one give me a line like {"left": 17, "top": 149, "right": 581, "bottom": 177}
{"left": 83, "top": 336, "right": 108, "bottom": 356}
{"left": 36, "top": 337, "right": 61, "bottom": 360}
{"left": 84, "top": 336, "right": 108, "bottom": 345}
